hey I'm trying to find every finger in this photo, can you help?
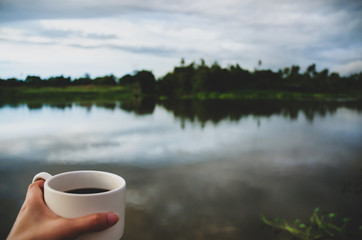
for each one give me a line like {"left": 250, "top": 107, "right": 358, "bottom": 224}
{"left": 24, "top": 180, "right": 45, "bottom": 207}
{"left": 33, "top": 178, "right": 45, "bottom": 189}
{"left": 65, "top": 212, "right": 119, "bottom": 237}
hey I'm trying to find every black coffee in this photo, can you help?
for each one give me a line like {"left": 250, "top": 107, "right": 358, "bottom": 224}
{"left": 65, "top": 188, "right": 109, "bottom": 194}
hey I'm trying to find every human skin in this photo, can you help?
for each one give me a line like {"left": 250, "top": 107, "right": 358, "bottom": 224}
{"left": 7, "top": 180, "right": 119, "bottom": 240}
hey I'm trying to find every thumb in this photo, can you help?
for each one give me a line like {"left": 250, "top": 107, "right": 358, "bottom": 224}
{"left": 66, "top": 212, "right": 119, "bottom": 237}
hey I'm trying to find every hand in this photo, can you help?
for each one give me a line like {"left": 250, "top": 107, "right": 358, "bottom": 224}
{"left": 7, "top": 180, "right": 119, "bottom": 240}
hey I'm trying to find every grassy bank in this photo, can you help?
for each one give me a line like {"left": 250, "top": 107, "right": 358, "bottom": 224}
{"left": 1, "top": 86, "right": 362, "bottom": 103}
{"left": 0, "top": 85, "right": 133, "bottom": 104}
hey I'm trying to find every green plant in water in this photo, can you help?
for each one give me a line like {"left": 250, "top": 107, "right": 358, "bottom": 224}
{"left": 261, "top": 208, "right": 356, "bottom": 240}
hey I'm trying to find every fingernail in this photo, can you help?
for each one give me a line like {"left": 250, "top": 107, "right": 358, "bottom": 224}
{"left": 107, "top": 212, "right": 119, "bottom": 226}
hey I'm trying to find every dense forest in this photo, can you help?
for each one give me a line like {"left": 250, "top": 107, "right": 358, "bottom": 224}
{"left": 1, "top": 60, "right": 362, "bottom": 96}
{"left": 156, "top": 60, "right": 362, "bottom": 96}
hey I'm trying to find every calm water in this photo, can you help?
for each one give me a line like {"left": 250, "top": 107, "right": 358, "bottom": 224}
{"left": 1, "top": 100, "right": 362, "bottom": 239}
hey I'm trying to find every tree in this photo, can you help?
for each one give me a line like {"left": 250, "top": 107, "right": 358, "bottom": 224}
{"left": 0, "top": 78, "right": 24, "bottom": 86}
{"left": 94, "top": 75, "right": 116, "bottom": 85}
{"left": 290, "top": 65, "right": 300, "bottom": 82}
{"left": 305, "top": 64, "right": 316, "bottom": 79}
{"left": 119, "top": 74, "right": 133, "bottom": 86}
{"left": 192, "top": 66, "right": 210, "bottom": 92}
{"left": 25, "top": 75, "right": 44, "bottom": 86}
{"left": 73, "top": 74, "right": 92, "bottom": 85}
{"left": 48, "top": 75, "right": 71, "bottom": 86}
{"left": 207, "top": 62, "right": 231, "bottom": 92}
{"left": 157, "top": 72, "right": 177, "bottom": 96}
{"left": 229, "top": 64, "right": 251, "bottom": 89}
{"left": 315, "top": 69, "right": 329, "bottom": 91}
{"left": 133, "top": 70, "right": 156, "bottom": 95}
{"left": 252, "top": 70, "right": 279, "bottom": 89}
{"left": 258, "top": 60, "right": 262, "bottom": 67}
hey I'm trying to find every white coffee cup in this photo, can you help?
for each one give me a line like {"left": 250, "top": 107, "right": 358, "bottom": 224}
{"left": 32, "top": 170, "right": 126, "bottom": 240}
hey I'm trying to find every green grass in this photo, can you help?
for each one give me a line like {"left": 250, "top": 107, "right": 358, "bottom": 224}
{"left": 0, "top": 85, "right": 133, "bottom": 103}
{"left": 261, "top": 208, "right": 361, "bottom": 240}
{"left": 2, "top": 86, "right": 362, "bottom": 102}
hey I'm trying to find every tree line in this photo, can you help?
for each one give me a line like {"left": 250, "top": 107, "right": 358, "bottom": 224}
{"left": 1, "top": 60, "right": 362, "bottom": 95}
{"left": 157, "top": 60, "right": 362, "bottom": 96}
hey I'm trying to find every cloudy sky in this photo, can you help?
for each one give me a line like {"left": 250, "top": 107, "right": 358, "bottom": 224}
{"left": 0, "top": 0, "right": 361, "bottom": 79}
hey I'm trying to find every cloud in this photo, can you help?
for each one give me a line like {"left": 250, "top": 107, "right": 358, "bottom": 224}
{"left": 332, "top": 60, "right": 362, "bottom": 75}
{"left": 38, "top": 28, "right": 119, "bottom": 40}
{"left": 1, "top": 0, "right": 361, "bottom": 23}
{"left": 0, "top": 0, "right": 194, "bottom": 22}
{"left": 1, "top": 17, "right": 217, "bottom": 57}
{"left": 0, "top": 27, "right": 54, "bottom": 45}
{"left": 0, "top": 0, "right": 361, "bottom": 78}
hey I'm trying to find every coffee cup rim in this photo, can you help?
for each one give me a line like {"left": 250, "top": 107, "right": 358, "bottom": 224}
{"left": 44, "top": 170, "right": 126, "bottom": 196}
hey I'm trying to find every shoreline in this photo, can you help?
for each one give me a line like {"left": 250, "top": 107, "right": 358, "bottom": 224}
{"left": 1, "top": 86, "right": 362, "bottom": 102}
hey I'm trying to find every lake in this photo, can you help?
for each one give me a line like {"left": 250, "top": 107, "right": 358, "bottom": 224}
{"left": 1, "top": 99, "right": 362, "bottom": 239}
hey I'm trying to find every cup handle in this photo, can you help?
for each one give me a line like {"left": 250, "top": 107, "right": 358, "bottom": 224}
{"left": 32, "top": 172, "right": 52, "bottom": 183}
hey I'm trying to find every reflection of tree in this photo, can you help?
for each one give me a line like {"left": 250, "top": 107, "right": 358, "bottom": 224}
{"left": 158, "top": 99, "right": 362, "bottom": 127}
{"left": 4, "top": 99, "right": 362, "bottom": 126}
{"left": 77, "top": 102, "right": 92, "bottom": 112}
{"left": 95, "top": 102, "right": 116, "bottom": 110}
{"left": 120, "top": 97, "right": 156, "bottom": 115}
{"left": 342, "top": 168, "right": 362, "bottom": 195}
{"left": 49, "top": 103, "right": 72, "bottom": 109}
{"left": 26, "top": 103, "right": 42, "bottom": 110}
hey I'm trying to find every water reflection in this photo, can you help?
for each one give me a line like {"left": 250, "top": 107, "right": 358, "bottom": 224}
{"left": 159, "top": 99, "right": 362, "bottom": 126}
{"left": 0, "top": 99, "right": 362, "bottom": 239}
{"left": 123, "top": 162, "right": 362, "bottom": 240}
{"left": 2, "top": 98, "right": 362, "bottom": 124}
{"left": 120, "top": 97, "right": 156, "bottom": 115}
